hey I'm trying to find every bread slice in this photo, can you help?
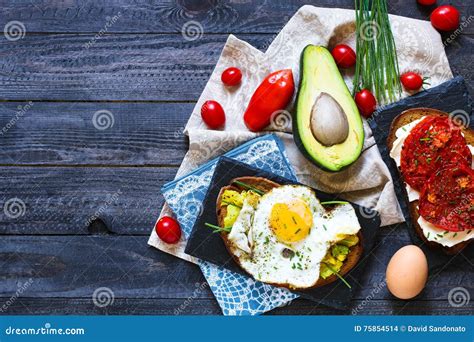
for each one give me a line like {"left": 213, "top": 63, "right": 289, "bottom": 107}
{"left": 215, "top": 176, "right": 363, "bottom": 290}
{"left": 387, "top": 108, "right": 473, "bottom": 255}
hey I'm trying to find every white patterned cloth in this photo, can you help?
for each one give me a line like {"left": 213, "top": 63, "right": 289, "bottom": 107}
{"left": 148, "top": 6, "right": 453, "bottom": 314}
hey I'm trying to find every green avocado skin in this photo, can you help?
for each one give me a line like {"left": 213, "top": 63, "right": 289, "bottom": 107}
{"left": 292, "top": 45, "right": 364, "bottom": 172}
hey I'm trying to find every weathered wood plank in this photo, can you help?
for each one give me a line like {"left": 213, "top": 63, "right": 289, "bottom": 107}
{"left": 0, "top": 235, "right": 470, "bottom": 302}
{"left": 0, "top": 34, "right": 271, "bottom": 101}
{"left": 0, "top": 34, "right": 471, "bottom": 101}
{"left": 1, "top": 298, "right": 471, "bottom": 315}
{"left": 0, "top": 166, "right": 177, "bottom": 234}
{"left": 0, "top": 236, "right": 210, "bottom": 302}
{"left": 0, "top": 102, "right": 190, "bottom": 166}
{"left": 0, "top": 0, "right": 472, "bottom": 34}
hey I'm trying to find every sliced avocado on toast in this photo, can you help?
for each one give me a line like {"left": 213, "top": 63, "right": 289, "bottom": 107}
{"left": 294, "top": 45, "right": 364, "bottom": 172}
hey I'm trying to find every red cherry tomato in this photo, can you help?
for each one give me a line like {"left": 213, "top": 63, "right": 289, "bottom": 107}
{"left": 355, "top": 89, "right": 377, "bottom": 118}
{"left": 417, "top": 0, "right": 436, "bottom": 5}
{"left": 400, "top": 72, "right": 424, "bottom": 91}
{"left": 431, "top": 5, "right": 460, "bottom": 31}
{"left": 221, "top": 67, "right": 242, "bottom": 86}
{"left": 331, "top": 44, "right": 356, "bottom": 68}
{"left": 155, "top": 216, "right": 181, "bottom": 244}
{"left": 201, "top": 100, "right": 225, "bottom": 129}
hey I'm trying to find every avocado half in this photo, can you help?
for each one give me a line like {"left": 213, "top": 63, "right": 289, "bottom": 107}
{"left": 293, "top": 45, "right": 364, "bottom": 172}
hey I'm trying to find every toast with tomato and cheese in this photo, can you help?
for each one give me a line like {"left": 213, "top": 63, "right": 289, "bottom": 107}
{"left": 387, "top": 108, "right": 473, "bottom": 254}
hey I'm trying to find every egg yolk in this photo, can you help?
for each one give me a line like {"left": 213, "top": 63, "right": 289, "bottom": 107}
{"left": 269, "top": 199, "right": 313, "bottom": 243}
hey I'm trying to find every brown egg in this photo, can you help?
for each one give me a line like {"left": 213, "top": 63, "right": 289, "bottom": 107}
{"left": 386, "top": 245, "right": 428, "bottom": 299}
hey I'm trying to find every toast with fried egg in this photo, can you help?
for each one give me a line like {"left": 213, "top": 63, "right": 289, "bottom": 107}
{"left": 215, "top": 176, "right": 363, "bottom": 290}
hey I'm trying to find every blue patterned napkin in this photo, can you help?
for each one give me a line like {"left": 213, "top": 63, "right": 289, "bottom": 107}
{"left": 161, "top": 134, "right": 299, "bottom": 315}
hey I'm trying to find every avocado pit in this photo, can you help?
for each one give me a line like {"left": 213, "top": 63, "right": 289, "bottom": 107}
{"left": 310, "top": 92, "right": 349, "bottom": 146}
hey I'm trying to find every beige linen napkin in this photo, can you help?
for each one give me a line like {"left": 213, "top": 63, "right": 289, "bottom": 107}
{"left": 149, "top": 5, "right": 452, "bottom": 258}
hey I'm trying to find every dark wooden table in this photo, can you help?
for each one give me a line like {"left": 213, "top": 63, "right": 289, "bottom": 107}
{"left": 0, "top": 0, "right": 472, "bottom": 315}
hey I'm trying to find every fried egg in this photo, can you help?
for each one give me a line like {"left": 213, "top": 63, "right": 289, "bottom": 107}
{"left": 226, "top": 185, "right": 362, "bottom": 289}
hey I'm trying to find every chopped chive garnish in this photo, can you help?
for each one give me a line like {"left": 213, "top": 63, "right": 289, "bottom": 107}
{"left": 322, "top": 262, "right": 351, "bottom": 289}
{"left": 205, "top": 222, "right": 231, "bottom": 233}
{"left": 320, "top": 201, "right": 349, "bottom": 205}
{"left": 453, "top": 232, "right": 458, "bottom": 238}
{"left": 232, "top": 181, "right": 265, "bottom": 196}
{"left": 295, "top": 228, "right": 301, "bottom": 234}
{"left": 323, "top": 224, "right": 328, "bottom": 231}
{"left": 291, "top": 216, "right": 297, "bottom": 224}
